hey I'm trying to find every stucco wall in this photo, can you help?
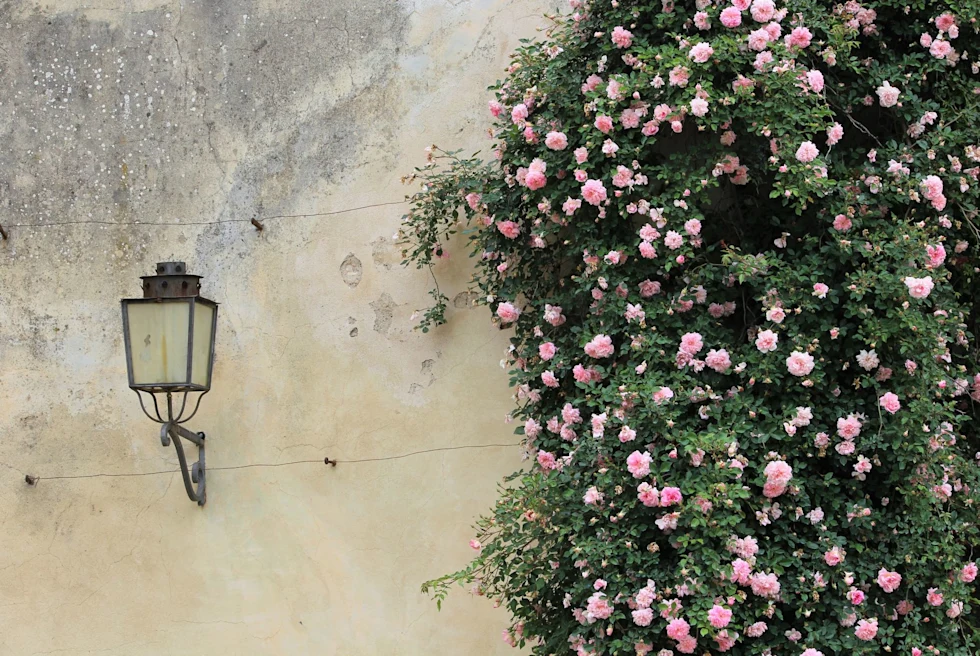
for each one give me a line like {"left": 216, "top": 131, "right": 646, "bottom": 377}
{"left": 0, "top": 1, "right": 554, "bottom": 653}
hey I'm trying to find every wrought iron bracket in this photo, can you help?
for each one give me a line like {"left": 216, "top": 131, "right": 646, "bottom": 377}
{"left": 161, "top": 422, "right": 206, "bottom": 505}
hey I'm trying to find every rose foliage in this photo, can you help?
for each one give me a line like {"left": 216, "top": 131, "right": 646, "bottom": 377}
{"left": 401, "top": 1, "right": 980, "bottom": 654}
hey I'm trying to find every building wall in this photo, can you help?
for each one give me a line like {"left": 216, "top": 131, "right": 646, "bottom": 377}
{"left": 0, "top": 1, "right": 552, "bottom": 653}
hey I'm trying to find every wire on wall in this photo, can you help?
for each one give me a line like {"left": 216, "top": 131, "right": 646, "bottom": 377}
{"left": 14, "top": 442, "right": 523, "bottom": 488}
{"left": 0, "top": 200, "right": 407, "bottom": 232}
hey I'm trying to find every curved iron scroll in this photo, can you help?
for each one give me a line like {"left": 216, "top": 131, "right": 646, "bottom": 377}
{"left": 160, "top": 421, "right": 206, "bottom": 505}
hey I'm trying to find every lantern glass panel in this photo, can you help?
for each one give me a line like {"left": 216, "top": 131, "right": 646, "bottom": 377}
{"left": 191, "top": 300, "right": 215, "bottom": 388}
{"left": 127, "top": 300, "right": 191, "bottom": 387}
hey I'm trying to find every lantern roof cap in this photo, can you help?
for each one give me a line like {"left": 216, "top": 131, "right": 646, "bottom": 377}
{"left": 139, "top": 261, "right": 204, "bottom": 299}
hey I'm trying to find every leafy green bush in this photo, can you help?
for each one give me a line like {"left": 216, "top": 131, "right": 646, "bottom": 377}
{"left": 402, "top": 1, "right": 980, "bottom": 654}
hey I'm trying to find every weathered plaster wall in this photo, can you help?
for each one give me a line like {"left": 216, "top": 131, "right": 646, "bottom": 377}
{"left": 0, "top": 1, "right": 555, "bottom": 653}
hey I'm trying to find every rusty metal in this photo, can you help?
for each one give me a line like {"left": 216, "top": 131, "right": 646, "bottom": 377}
{"left": 250, "top": 218, "right": 264, "bottom": 232}
{"left": 140, "top": 261, "right": 202, "bottom": 298}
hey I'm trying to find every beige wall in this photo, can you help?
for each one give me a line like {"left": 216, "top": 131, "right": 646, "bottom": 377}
{"left": 0, "top": 1, "right": 553, "bottom": 653}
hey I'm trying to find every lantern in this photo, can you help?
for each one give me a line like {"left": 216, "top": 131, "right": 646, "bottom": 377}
{"left": 121, "top": 262, "right": 217, "bottom": 505}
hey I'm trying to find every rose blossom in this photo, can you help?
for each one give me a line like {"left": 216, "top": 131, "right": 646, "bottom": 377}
{"left": 854, "top": 618, "right": 878, "bottom": 641}
{"left": 708, "top": 605, "right": 732, "bottom": 628}
{"left": 594, "top": 115, "right": 614, "bottom": 133}
{"left": 689, "top": 42, "right": 714, "bottom": 63}
{"left": 497, "top": 220, "right": 521, "bottom": 239}
{"left": 545, "top": 131, "right": 568, "bottom": 150}
{"left": 746, "top": 622, "right": 768, "bottom": 638}
{"left": 539, "top": 342, "right": 557, "bottom": 360}
{"left": 876, "top": 80, "right": 900, "bottom": 107}
{"left": 755, "top": 329, "right": 778, "bottom": 352}
{"left": 666, "top": 618, "right": 690, "bottom": 640}
{"left": 705, "top": 349, "right": 732, "bottom": 373}
{"left": 627, "top": 450, "right": 653, "bottom": 478}
{"left": 824, "top": 546, "right": 845, "bottom": 566}
{"left": 637, "top": 482, "right": 660, "bottom": 507}
{"left": 877, "top": 568, "right": 902, "bottom": 592}
{"left": 750, "top": 0, "right": 774, "bottom": 22}
{"left": 812, "top": 283, "right": 829, "bottom": 298}
{"left": 660, "top": 486, "right": 683, "bottom": 506}
{"left": 584, "top": 334, "right": 614, "bottom": 358}
{"left": 796, "top": 141, "right": 819, "bottom": 163}
{"left": 496, "top": 302, "right": 520, "bottom": 323}
{"left": 679, "top": 332, "right": 704, "bottom": 355}
{"left": 786, "top": 351, "right": 815, "bottom": 376}
{"left": 927, "top": 588, "right": 944, "bottom": 606}
{"left": 904, "top": 276, "right": 934, "bottom": 299}
{"left": 720, "top": 7, "right": 742, "bottom": 28}
{"left": 785, "top": 26, "right": 813, "bottom": 49}
{"left": 581, "top": 179, "right": 608, "bottom": 206}
{"left": 611, "top": 25, "right": 633, "bottom": 48}
{"left": 878, "top": 392, "right": 901, "bottom": 414}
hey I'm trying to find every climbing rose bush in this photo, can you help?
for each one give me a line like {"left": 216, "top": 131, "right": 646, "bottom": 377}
{"left": 402, "top": 1, "right": 980, "bottom": 654}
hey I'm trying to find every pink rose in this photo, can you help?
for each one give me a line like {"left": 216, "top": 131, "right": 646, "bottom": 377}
{"left": 510, "top": 103, "right": 528, "bottom": 124}
{"left": 813, "top": 283, "right": 829, "bottom": 298}
{"left": 627, "top": 450, "right": 652, "bottom": 478}
{"left": 833, "top": 214, "right": 852, "bottom": 231}
{"left": 927, "top": 588, "right": 944, "bottom": 606}
{"left": 637, "top": 482, "right": 660, "bottom": 507}
{"left": 705, "top": 348, "right": 732, "bottom": 373}
{"left": 660, "top": 486, "right": 683, "bottom": 506}
{"left": 925, "top": 243, "right": 946, "bottom": 269}
{"left": 611, "top": 25, "right": 633, "bottom": 48}
{"left": 688, "top": 42, "right": 714, "bottom": 63}
{"left": 960, "top": 562, "right": 978, "bottom": 583}
{"left": 574, "top": 147, "right": 588, "bottom": 164}
{"left": 930, "top": 39, "right": 952, "bottom": 59}
{"left": 497, "top": 220, "right": 521, "bottom": 239}
{"left": 584, "top": 334, "right": 614, "bottom": 358}
{"left": 827, "top": 123, "right": 844, "bottom": 145}
{"left": 806, "top": 69, "right": 825, "bottom": 93}
{"left": 878, "top": 392, "right": 901, "bottom": 414}
{"left": 824, "top": 546, "right": 845, "bottom": 566}
{"left": 755, "top": 329, "right": 779, "bottom": 352}
{"left": 786, "top": 351, "right": 815, "bottom": 376}
{"left": 904, "top": 276, "right": 934, "bottom": 299}
{"left": 750, "top": 572, "right": 780, "bottom": 598}
{"left": 720, "top": 7, "right": 742, "bottom": 28}
{"left": 666, "top": 618, "right": 690, "bottom": 640}
{"left": 541, "top": 371, "right": 559, "bottom": 388}
{"left": 876, "top": 80, "right": 900, "bottom": 107}
{"left": 679, "top": 332, "right": 704, "bottom": 355}
{"left": 536, "top": 450, "right": 557, "bottom": 470}
{"left": 544, "top": 131, "right": 568, "bottom": 150}
{"left": 795, "top": 141, "right": 819, "bottom": 163}
{"left": 539, "top": 342, "right": 557, "bottom": 360}
{"left": 562, "top": 197, "right": 582, "bottom": 215}
{"left": 707, "top": 605, "right": 732, "bottom": 628}
{"left": 690, "top": 97, "right": 709, "bottom": 117}
{"left": 747, "top": 29, "right": 770, "bottom": 51}
{"left": 496, "top": 302, "right": 520, "bottom": 323}
{"left": 854, "top": 618, "right": 878, "bottom": 641}
{"left": 595, "top": 115, "right": 614, "bottom": 133}
{"left": 750, "top": 0, "right": 774, "bottom": 22}
{"left": 632, "top": 608, "right": 654, "bottom": 626}
{"left": 784, "top": 26, "right": 813, "bottom": 49}
{"left": 877, "top": 568, "right": 902, "bottom": 593}
{"left": 581, "top": 179, "right": 608, "bottom": 206}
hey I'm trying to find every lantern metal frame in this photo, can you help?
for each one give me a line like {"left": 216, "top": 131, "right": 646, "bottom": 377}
{"left": 121, "top": 262, "right": 218, "bottom": 506}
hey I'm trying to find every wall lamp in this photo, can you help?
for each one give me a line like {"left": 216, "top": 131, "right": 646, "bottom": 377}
{"left": 121, "top": 262, "right": 218, "bottom": 506}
